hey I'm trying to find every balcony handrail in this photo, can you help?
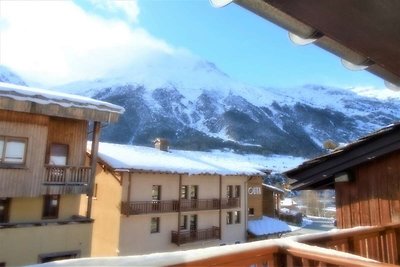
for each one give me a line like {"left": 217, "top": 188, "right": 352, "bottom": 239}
{"left": 44, "top": 165, "right": 91, "bottom": 185}
{"left": 46, "top": 235, "right": 397, "bottom": 266}
{"left": 290, "top": 222, "right": 400, "bottom": 265}
{"left": 121, "top": 197, "right": 241, "bottom": 215}
{"left": 121, "top": 200, "right": 179, "bottom": 215}
{"left": 171, "top": 226, "right": 220, "bottom": 245}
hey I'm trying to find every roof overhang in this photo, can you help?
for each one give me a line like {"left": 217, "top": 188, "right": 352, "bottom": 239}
{"left": 231, "top": 0, "right": 400, "bottom": 89}
{"left": 285, "top": 123, "right": 400, "bottom": 190}
{"left": 0, "top": 82, "right": 124, "bottom": 123}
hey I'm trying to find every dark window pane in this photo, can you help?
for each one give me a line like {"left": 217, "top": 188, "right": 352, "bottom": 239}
{"left": 42, "top": 195, "right": 60, "bottom": 219}
{"left": 0, "top": 198, "right": 10, "bottom": 223}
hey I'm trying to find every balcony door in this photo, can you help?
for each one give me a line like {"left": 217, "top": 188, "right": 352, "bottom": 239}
{"left": 49, "top": 144, "right": 68, "bottom": 166}
{"left": 190, "top": 185, "right": 198, "bottom": 208}
{"left": 152, "top": 185, "right": 161, "bottom": 211}
{"left": 190, "top": 214, "right": 197, "bottom": 239}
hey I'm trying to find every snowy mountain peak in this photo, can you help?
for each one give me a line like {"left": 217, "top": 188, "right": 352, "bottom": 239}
{"left": 0, "top": 66, "right": 27, "bottom": 86}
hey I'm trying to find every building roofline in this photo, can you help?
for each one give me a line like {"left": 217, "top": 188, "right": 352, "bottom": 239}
{"left": 0, "top": 82, "right": 124, "bottom": 122}
{"left": 285, "top": 122, "right": 400, "bottom": 190}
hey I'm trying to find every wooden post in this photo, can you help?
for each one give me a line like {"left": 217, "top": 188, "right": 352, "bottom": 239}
{"left": 219, "top": 175, "right": 222, "bottom": 240}
{"left": 127, "top": 172, "right": 132, "bottom": 217}
{"left": 177, "top": 174, "right": 182, "bottom": 246}
{"left": 87, "top": 121, "right": 101, "bottom": 218}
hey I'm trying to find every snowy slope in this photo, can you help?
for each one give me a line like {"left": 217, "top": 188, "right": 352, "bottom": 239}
{"left": 3, "top": 52, "right": 400, "bottom": 158}
{"left": 0, "top": 65, "right": 27, "bottom": 86}
{"left": 54, "top": 56, "right": 400, "bottom": 157}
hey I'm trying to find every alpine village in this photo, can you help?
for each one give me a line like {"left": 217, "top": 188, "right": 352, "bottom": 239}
{"left": 1, "top": 1, "right": 400, "bottom": 267}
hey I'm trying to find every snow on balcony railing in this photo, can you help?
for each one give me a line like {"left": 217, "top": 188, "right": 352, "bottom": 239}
{"left": 34, "top": 223, "right": 400, "bottom": 267}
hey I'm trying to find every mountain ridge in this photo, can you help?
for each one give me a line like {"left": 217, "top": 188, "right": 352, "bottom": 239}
{"left": 1, "top": 64, "right": 399, "bottom": 158}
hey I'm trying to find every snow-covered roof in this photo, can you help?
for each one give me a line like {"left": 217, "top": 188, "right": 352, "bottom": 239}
{"left": 0, "top": 82, "right": 124, "bottom": 122}
{"left": 248, "top": 216, "right": 291, "bottom": 236}
{"left": 280, "top": 198, "right": 297, "bottom": 207}
{"left": 262, "top": 183, "right": 285, "bottom": 194}
{"left": 91, "top": 142, "right": 268, "bottom": 176}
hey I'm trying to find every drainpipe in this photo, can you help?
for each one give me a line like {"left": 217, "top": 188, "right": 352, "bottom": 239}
{"left": 177, "top": 174, "right": 182, "bottom": 246}
{"left": 87, "top": 121, "right": 101, "bottom": 219}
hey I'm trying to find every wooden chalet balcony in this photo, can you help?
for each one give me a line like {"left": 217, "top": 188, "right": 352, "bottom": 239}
{"left": 164, "top": 223, "right": 400, "bottom": 267}
{"left": 44, "top": 165, "right": 91, "bottom": 186}
{"left": 171, "top": 226, "right": 220, "bottom": 245}
{"left": 121, "top": 198, "right": 240, "bottom": 215}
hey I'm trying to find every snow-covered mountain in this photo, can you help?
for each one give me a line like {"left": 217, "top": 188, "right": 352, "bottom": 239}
{"left": 0, "top": 66, "right": 27, "bottom": 86}
{"left": 1, "top": 61, "right": 399, "bottom": 158}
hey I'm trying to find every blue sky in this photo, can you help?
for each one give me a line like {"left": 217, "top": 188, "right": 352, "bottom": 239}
{"left": 136, "top": 0, "right": 382, "bottom": 88}
{"left": 1, "top": 0, "right": 383, "bottom": 89}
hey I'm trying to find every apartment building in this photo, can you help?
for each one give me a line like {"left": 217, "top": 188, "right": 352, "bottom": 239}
{"left": 85, "top": 139, "right": 265, "bottom": 256}
{"left": 0, "top": 82, "right": 123, "bottom": 266}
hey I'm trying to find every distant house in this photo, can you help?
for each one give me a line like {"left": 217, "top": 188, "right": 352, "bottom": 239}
{"left": 262, "top": 184, "right": 284, "bottom": 217}
{"left": 0, "top": 82, "right": 123, "bottom": 266}
{"left": 84, "top": 140, "right": 265, "bottom": 256}
{"left": 285, "top": 122, "right": 400, "bottom": 229}
{"left": 247, "top": 176, "right": 290, "bottom": 239}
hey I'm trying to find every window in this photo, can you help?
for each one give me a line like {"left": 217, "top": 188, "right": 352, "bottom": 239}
{"left": 235, "top": 185, "right": 241, "bottom": 198}
{"left": 226, "top": 211, "right": 233, "bottom": 225}
{"left": 48, "top": 144, "right": 68, "bottom": 165}
{"left": 227, "top": 185, "right": 233, "bottom": 198}
{"left": 190, "top": 185, "right": 198, "bottom": 199}
{"left": 180, "top": 215, "right": 187, "bottom": 230}
{"left": 189, "top": 214, "right": 197, "bottom": 231}
{"left": 152, "top": 185, "right": 161, "bottom": 201}
{"left": 42, "top": 195, "right": 60, "bottom": 219}
{"left": 94, "top": 184, "right": 98, "bottom": 198}
{"left": 0, "top": 136, "right": 27, "bottom": 165}
{"left": 234, "top": 211, "right": 241, "bottom": 224}
{"left": 39, "top": 251, "right": 79, "bottom": 263}
{"left": 0, "top": 198, "right": 10, "bottom": 223}
{"left": 181, "top": 185, "right": 188, "bottom": 199}
{"left": 151, "top": 217, "right": 160, "bottom": 233}
{"left": 248, "top": 208, "right": 255, "bottom": 216}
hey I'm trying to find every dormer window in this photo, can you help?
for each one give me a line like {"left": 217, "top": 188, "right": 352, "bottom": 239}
{"left": 0, "top": 136, "right": 27, "bottom": 166}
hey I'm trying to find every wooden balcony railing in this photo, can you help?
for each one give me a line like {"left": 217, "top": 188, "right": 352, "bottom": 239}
{"left": 41, "top": 223, "right": 400, "bottom": 266}
{"left": 295, "top": 222, "right": 400, "bottom": 265}
{"left": 121, "top": 200, "right": 179, "bottom": 215}
{"left": 121, "top": 198, "right": 240, "bottom": 215}
{"left": 44, "top": 165, "right": 91, "bottom": 185}
{"left": 165, "top": 223, "right": 400, "bottom": 267}
{"left": 221, "top": 197, "right": 240, "bottom": 209}
{"left": 171, "top": 226, "right": 220, "bottom": 245}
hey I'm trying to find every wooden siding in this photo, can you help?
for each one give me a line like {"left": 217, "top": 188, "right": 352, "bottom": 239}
{"left": 336, "top": 151, "right": 400, "bottom": 228}
{"left": 247, "top": 176, "right": 263, "bottom": 219}
{"left": 47, "top": 117, "right": 87, "bottom": 166}
{"left": 0, "top": 110, "right": 90, "bottom": 197}
{"left": 0, "top": 111, "right": 48, "bottom": 197}
{"left": 262, "top": 188, "right": 275, "bottom": 217}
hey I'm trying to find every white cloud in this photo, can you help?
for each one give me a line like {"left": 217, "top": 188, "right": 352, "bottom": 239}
{"left": 88, "top": 0, "right": 140, "bottom": 22}
{"left": 0, "top": 0, "right": 175, "bottom": 87}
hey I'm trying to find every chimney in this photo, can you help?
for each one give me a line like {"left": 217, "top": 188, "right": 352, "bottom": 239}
{"left": 154, "top": 138, "right": 169, "bottom": 152}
